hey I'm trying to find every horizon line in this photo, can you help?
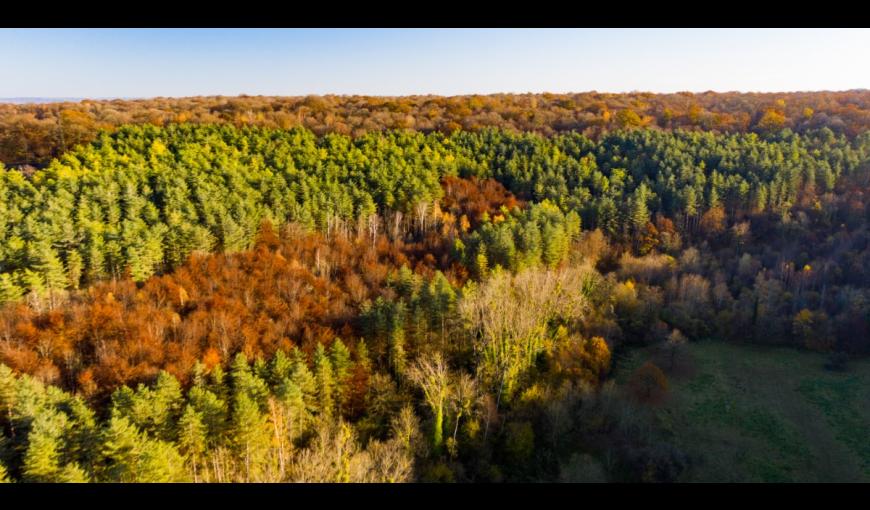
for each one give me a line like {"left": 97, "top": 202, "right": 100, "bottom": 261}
{"left": 3, "top": 88, "right": 870, "bottom": 105}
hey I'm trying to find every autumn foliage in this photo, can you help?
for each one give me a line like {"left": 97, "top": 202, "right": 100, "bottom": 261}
{"left": 628, "top": 362, "right": 670, "bottom": 404}
{"left": 0, "top": 177, "right": 520, "bottom": 397}
{"left": 4, "top": 90, "right": 870, "bottom": 168}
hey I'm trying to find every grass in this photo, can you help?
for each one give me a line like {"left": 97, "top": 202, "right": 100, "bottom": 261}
{"left": 614, "top": 341, "right": 870, "bottom": 482}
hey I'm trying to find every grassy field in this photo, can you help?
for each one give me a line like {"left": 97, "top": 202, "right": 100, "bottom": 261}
{"left": 614, "top": 341, "right": 870, "bottom": 482}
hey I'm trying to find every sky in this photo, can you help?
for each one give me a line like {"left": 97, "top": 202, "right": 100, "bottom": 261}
{"left": 1, "top": 28, "right": 869, "bottom": 98}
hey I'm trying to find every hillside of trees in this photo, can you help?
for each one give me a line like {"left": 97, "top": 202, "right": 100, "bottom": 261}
{"left": 1, "top": 119, "right": 870, "bottom": 483}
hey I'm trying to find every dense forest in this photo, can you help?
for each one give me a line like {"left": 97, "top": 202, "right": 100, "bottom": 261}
{"left": 1, "top": 93, "right": 870, "bottom": 483}
{"left": 2, "top": 90, "right": 870, "bottom": 168}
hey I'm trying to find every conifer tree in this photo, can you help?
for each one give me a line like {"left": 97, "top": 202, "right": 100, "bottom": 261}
{"left": 177, "top": 404, "right": 207, "bottom": 482}
{"left": 209, "top": 363, "right": 228, "bottom": 401}
{"left": 231, "top": 392, "right": 271, "bottom": 482}
{"left": 22, "top": 411, "right": 66, "bottom": 482}
{"left": 187, "top": 385, "right": 228, "bottom": 446}
{"left": 275, "top": 377, "right": 309, "bottom": 443}
{"left": 0, "top": 273, "right": 23, "bottom": 304}
{"left": 313, "top": 343, "right": 335, "bottom": 418}
{"left": 100, "top": 415, "right": 144, "bottom": 482}
{"left": 355, "top": 339, "right": 371, "bottom": 373}
{"left": 136, "top": 439, "right": 188, "bottom": 482}
{"left": 269, "top": 349, "right": 293, "bottom": 386}
{"left": 429, "top": 272, "right": 457, "bottom": 345}
{"left": 65, "top": 396, "right": 100, "bottom": 476}
{"left": 0, "top": 364, "right": 16, "bottom": 438}
{"left": 0, "top": 460, "right": 10, "bottom": 483}
{"left": 151, "top": 371, "right": 184, "bottom": 441}
{"left": 388, "top": 304, "right": 407, "bottom": 381}
{"left": 32, "top": 242, "right": 68, "bottom": 292}
{"left": 58, "top": 462, "right": 89, "bottom": 483}
{"left": 289, "top": 350, "right": 318, "bottom": 416}
{"left": 66, "top": 250, "right": 83, "bottom": 290}
{"left": 231, "top": 353, "right": 269, "bottom": 406}
{"left": 330, "top": 338, "right": 352, "bottom": 414}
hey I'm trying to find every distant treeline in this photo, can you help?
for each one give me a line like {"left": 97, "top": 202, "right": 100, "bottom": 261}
{"left": 2, "top": 90, "right": 869, "bottom": 167}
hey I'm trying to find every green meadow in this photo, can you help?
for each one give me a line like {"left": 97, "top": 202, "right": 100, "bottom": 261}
{"left": 616, "top": 341, "right": 870, "bottom": 482}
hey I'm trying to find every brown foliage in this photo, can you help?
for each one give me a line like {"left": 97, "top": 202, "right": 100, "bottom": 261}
{"left": 0, "top": 177, "right": 517, "bottom": 397}
{"left": 440, "top": 176, "right": 521, "bottom": 230}
{"left": 552, "top": 336, "right": 612, "bottom": 386}
{"left": 0, "top": 223, "right": 412, "bottom": 395}
{"left": 627, "top": 361, "right": 669, "bottom": 405}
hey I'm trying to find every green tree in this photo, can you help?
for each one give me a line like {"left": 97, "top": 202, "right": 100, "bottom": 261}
{"left": 0, "top": 273, "right": 23, "bottom": 304}
{"left": 0, "top": 460, "right": 10, "bottom": 483}
{"left": 57, "top": 462, "right": 89, "bottom": 483}
{"left": 22, "top": 411, "right": 66, "bottom": 482}
{"left": 231, "top": 392, "right": 272, "bottom": 482}
{"left": 187, "top": 385, "right": 228, "bottom": 446}
{"left": 177, "top": 404, "right": 207, "bottom": 482}
{"left": 66, "top": 250, "right": 83, "bottom": 290}
{"left": 100, "top": 415, "right": 181, "bottom": 483}
{"left": 387, "top": 304, "right": 408, "bottom": 381}
{"left": 330, "top": 338, "right": 352, "bottom": 415}
{"left": 0, "top": 364, "right": 16, "bottom": 437}
{"left": 313, "top": 343, "right": 335, "bottom": 418}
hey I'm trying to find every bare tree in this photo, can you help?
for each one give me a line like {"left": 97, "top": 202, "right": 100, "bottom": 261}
{"left": 406, "top": 353, "right": 451, "bottom": 452}
{"left": 459, "top": 265, "right": 592, "bottom": 406}
{"left": 448, "top": 373, "right": 477, "bottom": 445}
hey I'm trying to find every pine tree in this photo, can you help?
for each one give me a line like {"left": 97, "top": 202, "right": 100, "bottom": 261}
{"left": 177, "top": 405, "right": 207, "bottom": 482}
{"left": 187, "top": 385, "right": 228, "bottom": 446}
{"left": 58, "top": 462, "right": 89, "bottom": 483}
{"left": 289, "top": 349, "right": 318, "bottom": 415}
{"left": 330, "top": 339, "right": 352, "bottom": 415}
{"left": 191, "top": 361, "right": 207, "bottom": 388}
{"left": 253, "top": 356, "right": 269, "bottom": 382}
{"left": 65, "top": 396, "right": 100, "bottom": 476}
{"left": 85, "top": 234, "right": 106, "bottom": 283}
{"left": 209, "top": 363, "right": 228, "bottom": 401}
{"left": 125, "top": 223, "right": 167, "bottom": 282}
{"left": 542, "top": 223, "right": 568, "bottom": 268}
{"left": 32, "top": 241, "right": 68, "bottom": 292}
{"left": 275, "top": 377, "right": 309, "bottom": 443}
{"left": 388, "top": 316, "right": 407, "bottom": 382}
{"left": 151, "top": 371, "right": 183, "bottom": 441}
{"left": 22, "top": 411, "right": 66, "bottom": 482}
{"left": 231, "top": 352, "right": 269, "bottom": 405}
{"left": 0, "top": 460, "right": 10, "bottom": 483}
{"left": 0, "top": 273, "right": 23, "bottom": 304}
{"left": 100, "top": 415, "right": 144, "bottom": 482}
{"left": 629, "top": 184, "right": 651, "bottom": 234}
{"left": 66, "top": 250, "right": 83, "bottom": 290}
{"left": 269, "top": 349, "right": 293, "bottom": 386}
{"left": 313, "top": 343, "right": 335, "bottom": 418}
{"left": 429, "top": 272, "right": 456, "bottom": 345}
{"left": 0, "top": 364, "right": 16, "bottom": 438}
{"left": 356, "top": 339, "right": 371, "bottom": 373}
{"left": 136, "top": 439, "right": 188, "bottom": 482}
{"left": 474, "top": 244, "right": 489, "bottom": 280}
{"left": 231, "top": 392, "right": 271, "bottom": 482}
{"left": 682, "top": 186, "right": 698, "bottom": 230}
{"left": 103, "top": 410, "right": 186, "bottom": 483}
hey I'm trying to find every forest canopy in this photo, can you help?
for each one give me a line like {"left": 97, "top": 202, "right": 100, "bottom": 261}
{"left": 1, "top": 93, "right": 870, "bottom": 483}
{"left": 2, "top": 90, "right": 870, "bottom": 168}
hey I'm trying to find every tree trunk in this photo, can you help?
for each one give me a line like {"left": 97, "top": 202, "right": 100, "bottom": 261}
{"left": 433, "top": 405, "right": 443, "bottom": 452}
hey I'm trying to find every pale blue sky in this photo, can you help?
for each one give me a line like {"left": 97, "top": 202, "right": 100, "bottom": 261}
{"left": 1, "top": 29, "right": 868, "bottom": 98}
